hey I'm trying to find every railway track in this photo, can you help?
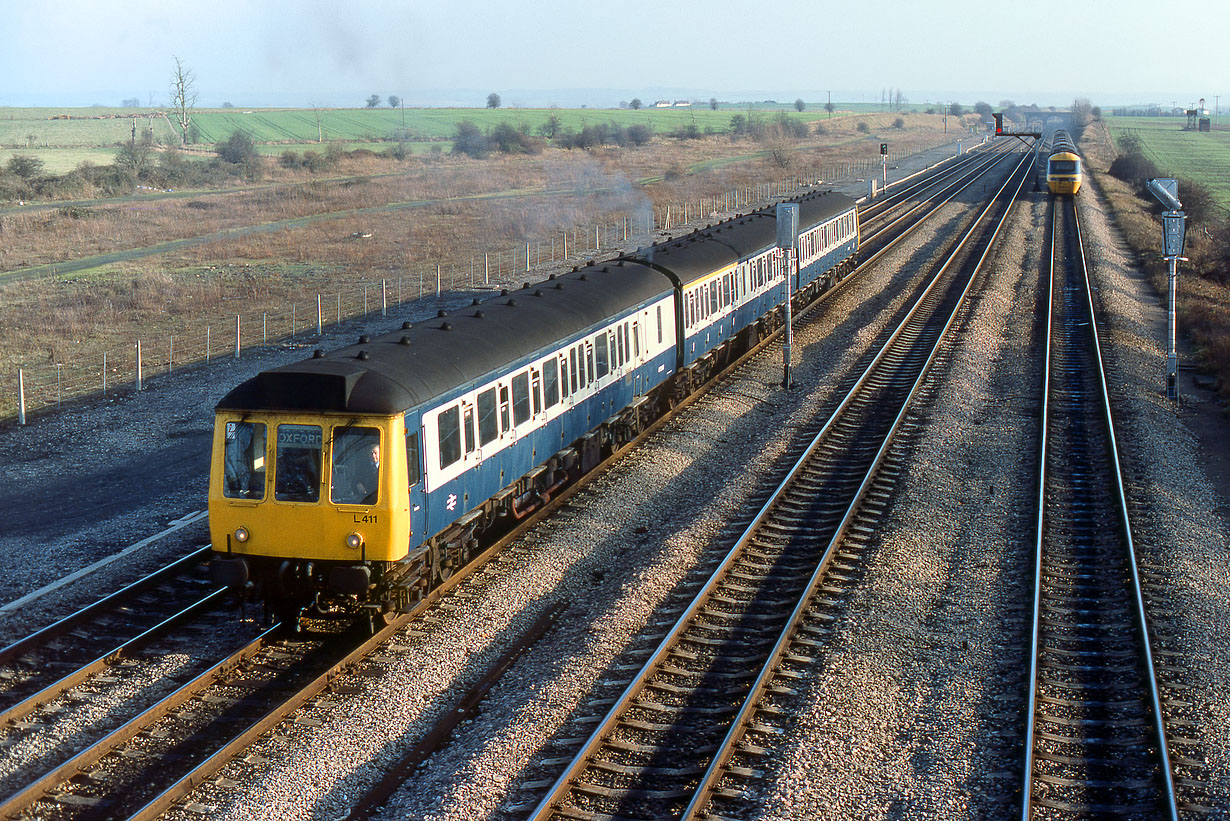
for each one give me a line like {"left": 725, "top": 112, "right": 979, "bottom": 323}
{"left": 0, "top": 146, "right": 1024, "bottom": 820}
{"left": 1020, "top": 198, "right": 1181, "bottom": 818}
{"left": 0, "top": 547, "right": 239, "bottom": 738}
{"left": 520, "top": 149, "right": 1034, "bottom": 821}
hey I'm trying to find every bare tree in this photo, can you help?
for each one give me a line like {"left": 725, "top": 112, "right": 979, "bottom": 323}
{"left": 169, "top": 56, "right": 197, "bottom": 146}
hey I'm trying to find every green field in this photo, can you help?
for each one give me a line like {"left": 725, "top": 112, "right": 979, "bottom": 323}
{"left": 0, "top": 103, "right": 925, "bottom": 177}
{"left": 1104, "top": 115, "right": 1230, "bottom": 213}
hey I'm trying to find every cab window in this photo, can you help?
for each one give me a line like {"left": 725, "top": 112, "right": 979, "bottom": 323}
{"left": 223, "top": 421, "right": 266, "bottom": 499}
{"left": 405, "top": 431, "right": 421, "bottom": 485}
{"left": 275, "top": 424, "right": 322, "bottom": 503}
{"left": 330, "top": 426, "right": 380, "bottom": 505}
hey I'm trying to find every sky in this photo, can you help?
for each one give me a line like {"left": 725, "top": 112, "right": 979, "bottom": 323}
{"left": 1, "top": 0, "right": 1224, "bottom": 109}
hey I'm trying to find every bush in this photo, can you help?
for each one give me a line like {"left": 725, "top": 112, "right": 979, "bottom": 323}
{"left": 452, "top": 121, "right": 490, "bottom": 158}
{"left": 489, "top": 122, "right": 541, "bottom": 154}
{"left": 217, "top": 130, "right": 258, "bottom": 164}
{"left": 893, "top": 117, "right": 905, "bottom": 129}
{"left": 671, "top": 123, "right": 702, "bottom": 140}
{"left": 280, "top": 150, "right": 301, "bottom": 169}
{"left": 1108, "top": 151, "right": 1159, "bottom": 189}
{"left": 302, "top": 150, "right": 329, "bottom": 172}
{"left": 7, "top": 154, "right": 44, "bottom": 180}
{"left": 627, "top": 124, "right": 652, "bottom": 146}
{"left": 1174, "top": 178, "right": 1217, "bottom": 226}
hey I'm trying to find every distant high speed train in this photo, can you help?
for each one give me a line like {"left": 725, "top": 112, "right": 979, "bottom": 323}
{"left": 208, "top": 189, "right": 861, "bottom": 627}
{"left": 1046, "top": 129, "right": 1082, "bottom": 196}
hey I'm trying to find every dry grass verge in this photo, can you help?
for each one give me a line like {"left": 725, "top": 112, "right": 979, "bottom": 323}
{"left": 1083, "top": 120, "right": 1230, "bottom": 407}
{"left": 1, "top": 114, "right": 967, "bottom": 418}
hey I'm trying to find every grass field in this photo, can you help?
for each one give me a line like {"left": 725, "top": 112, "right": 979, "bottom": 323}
{"left": 0, "top": 103, "right": 930, "bottom": 178}
{"left": 1, "top": 103, "right": 906, "bottom": 158}
{"left": 1103, "top": 115, "right": 1230, "bottom": 213}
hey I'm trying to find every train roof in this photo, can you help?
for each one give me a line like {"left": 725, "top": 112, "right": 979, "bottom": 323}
{"left": 637, "top": 189, "right": 857, "bottom": 288}
{"left": 216, "top": 260, "right": 673, "bottom": 415}
{"left": 216, "top": 187, "right": 858, "bottom": 416}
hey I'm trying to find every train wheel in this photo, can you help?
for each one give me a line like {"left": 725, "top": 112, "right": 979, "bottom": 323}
{"left": 367, "top": 608, "right": 396, "bottom": 634}
{"left": 431, "top": 546, "right": 453, "bottom": 586}
{"left": 269, "top": 598, "right": 304, "bottom": 633}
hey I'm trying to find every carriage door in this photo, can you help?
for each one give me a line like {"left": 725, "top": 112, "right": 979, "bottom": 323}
{"left": 404, "top": 412, "right": 427, "bottom": 538}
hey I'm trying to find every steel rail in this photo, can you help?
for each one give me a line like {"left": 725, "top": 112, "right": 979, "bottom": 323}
{"left": 683, "top": 148, "right": 1034, "bottom": 820}
{"left": 1020, "top": 199, "right": 1177, "bottom": 819}
{"left": 0, "top": 623, "right": 279, "bottom": 818}
{"left": 0, "top": 545, "right": 213, "bottom": 667}
{"left": 527, "top": 148, "right": 1033, "bottom": 821}
{"left": 0, "top": 587, "right": 229, "bottom": 728}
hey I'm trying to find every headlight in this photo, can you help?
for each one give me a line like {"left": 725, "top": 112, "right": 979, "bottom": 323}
{"left": 345, "top": 532, "right": 363, "bottom": 549}
{"left": 234, "top": 527, "right": 250, "bottom": 543}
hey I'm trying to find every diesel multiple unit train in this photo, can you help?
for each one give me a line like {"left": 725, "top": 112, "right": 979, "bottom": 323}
{"left": 1046, "top": 129, "right": 1083, "bottom": 196}
{"left": 209, "top": 189, "right": 860, "bottom": 624}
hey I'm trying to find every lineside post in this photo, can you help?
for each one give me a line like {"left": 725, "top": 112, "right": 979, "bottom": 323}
{"left": 1147, "top": 178, "right": 1187, "bottom": 402}
{"left": 17, "top": 368, "right": 26, "bottom": 426}
{"left": 776, "top": 203, "right": 799, "bottom": 390}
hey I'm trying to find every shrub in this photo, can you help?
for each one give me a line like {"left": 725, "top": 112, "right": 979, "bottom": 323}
{"left": 452, "top": 121, "right": 490, "bottom": 158}
{"left": 856, "top": 121, "right": 870, "bottom": 134}
{"left": 1108, "top": 152, "right": 1159, "bottom": 188}
{"left": 217, "top": 130, "right": 258, "bottom": 164}
{"left": 7, "top": 154, "right": 44, "bottom": 180}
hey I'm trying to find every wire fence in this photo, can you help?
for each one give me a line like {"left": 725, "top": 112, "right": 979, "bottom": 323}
{"left": 7, "top": 138, "right": 962, "bottom": 424}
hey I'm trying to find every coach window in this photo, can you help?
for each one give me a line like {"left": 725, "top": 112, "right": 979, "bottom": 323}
{"left": 463, "top": 407, "right": 475, "bottom": 454}
{"left": 585, "top": 344, "right": 595, "bottom": 386}
{"left": 405, "top": 430, "right": 421, "bottom": 486}
{"left": 656, "top": 305, "right": 663, "bottom": 344}
{"left": 499, "top": 386, "right": 511, "bottom": 431}
{"left": 330, "top": 426, "right": 381, "bottom": 505}
{"left": 477, "top": 387, "right": 498, "bottom": 445}
{"left": 623, "top": 324, "right": 631, "bottom": 364}
{"left": 544, "top": 359, "right": 560, "bottom": 407}
{"left": 437, "top": 407, "right": 461, "bottom": 469}
{"left": 512, "top": 373, "right": 531, "bottom": 426}
{"left": 531, "top": 371, "right": 543, "bottom": 415}
{"left": 632, "top": 323, "right": 641, "bottom": 358}
{"left": 709, "top": 282, "right": 719, "bottom": 315}
{"left": 275, "top": 424, "right": 322, "bottom": 503}
{"left": 223, "top": 420, "right": 266, "bottom": 500}
{"left": 569, "top": 348, "right": 580, "bottom": 393}
{"left": 595, "top": 333, "right": 609, "bottom": 379}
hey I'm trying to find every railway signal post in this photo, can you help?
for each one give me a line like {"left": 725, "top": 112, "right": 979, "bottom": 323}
{"left": 991, "top": 113, "right": 1043, "bottom": 188}
{"left": 1147, "top": 178, "right": 1187, "bottom": 401}
{"left": 776, "top": 203, "right": 799, "bottom": 389}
